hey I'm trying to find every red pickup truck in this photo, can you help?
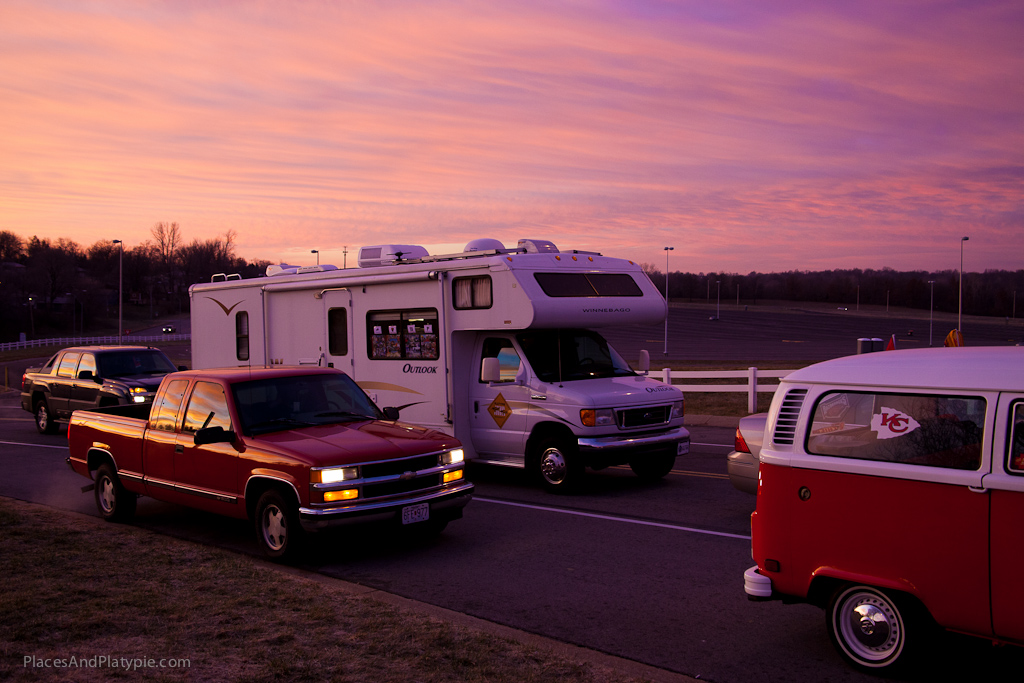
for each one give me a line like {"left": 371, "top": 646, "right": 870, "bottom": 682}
{"left": 68, "top": 366, "right": 473, "bottom": 561}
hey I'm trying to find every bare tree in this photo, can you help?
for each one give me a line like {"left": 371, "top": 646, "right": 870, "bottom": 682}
{"left": 0, "top": 230, "right": 24, "bottom": 262}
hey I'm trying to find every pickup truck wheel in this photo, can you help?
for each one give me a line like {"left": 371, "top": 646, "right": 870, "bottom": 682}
{"left": 827, "top": 584, "right": 919, "bottom": 671}
{"left": 533, "top": 437, "right": 583, "bottom": 493}
{"left": 255, "top": 489, "right": 304, "bottom": 562}
{"left": 34, "top": 400, "right": 58, "bottom": 435}
{"left": 629, "top": 450, "right": 677, "bottom": 481}
{"left": 94, "top": 463, "right": 137, "bottom": 522}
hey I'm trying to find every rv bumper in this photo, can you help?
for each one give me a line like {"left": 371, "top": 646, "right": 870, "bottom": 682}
{"left": 577, "top": 426, "right": 690, "bottom": 454}
{"left": 298, "top": 481, "right": 474, "bottom": 531}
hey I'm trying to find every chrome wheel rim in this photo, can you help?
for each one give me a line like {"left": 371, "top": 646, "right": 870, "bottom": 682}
{"left": 540, "top": 448, "right": 567, "bottom": 485}
{"left": 835, "top": 588, "right": 903, "bottom": 665}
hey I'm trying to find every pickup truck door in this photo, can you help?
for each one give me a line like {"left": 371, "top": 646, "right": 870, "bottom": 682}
{"left": 49, "top": 351, "right": 80, "bottom": 417}
{"left": 174, "top": 380, "right": 239, "bottom": 512}
{"left": 142, "top": 378, "right": 189, "bottom": 503}
{"left": 69, "top": 352, "right": 101, "bottom": 413}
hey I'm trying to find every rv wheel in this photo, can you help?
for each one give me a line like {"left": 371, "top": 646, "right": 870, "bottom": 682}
{"left": 533, "top": 436, "right": 583, "bottom": 493}
{"left": 827, "top": 584, "right": 922, "bottom": 672}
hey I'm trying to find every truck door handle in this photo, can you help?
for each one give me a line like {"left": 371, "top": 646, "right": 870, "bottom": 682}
{"left": 175, "top": 444, "right": 183, "bottom": 454}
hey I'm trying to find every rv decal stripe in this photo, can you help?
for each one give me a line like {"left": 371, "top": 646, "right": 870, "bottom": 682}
{"left": 206, "top": 296, "right": 242, "bottom": 316}
{"left": 355, "top": 381, "right": 424, "bottom": 395}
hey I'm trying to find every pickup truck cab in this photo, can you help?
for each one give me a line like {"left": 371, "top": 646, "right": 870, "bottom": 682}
{"left": 68, "top": 366, "right": 473, "bottom": 560}
{"left": 744, "top": 346, "right": 1024, "bottom": 671}
{"left": 22, "top": 345, "right": 181, "bottom": 434}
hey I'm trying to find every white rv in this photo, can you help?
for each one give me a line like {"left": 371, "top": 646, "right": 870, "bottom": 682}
{"left": 190, "top": 238, "right": 690, "bottom": 491}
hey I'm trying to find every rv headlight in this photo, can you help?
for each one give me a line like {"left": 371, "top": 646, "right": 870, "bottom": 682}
{"left": 671, "top": 400, "right": 684, "bottom": 419}
{"left": 441, "top": 449, "right": 464, "bottom": 465}
{"left": 580, "top": 409, "right": 615, "bottom": 427}
{"left": 311, "top": 466, "right": 359, "bottom": 484}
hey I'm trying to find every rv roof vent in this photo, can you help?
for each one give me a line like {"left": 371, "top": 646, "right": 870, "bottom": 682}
{"left": 518, "top": 239, "right": 559, "bottom": 253}
{"left": 211, "top": 273, "right": 227, "bottom": 282}
{"left": 266, "top": 264, "right": 301, "bottom": 277}
{"left": 464, "top": 238, "right": 506, "bottom": 252}
{"left": 296, "top": 265, "right": 338, "bottom": 274}
{"left": 358, "top": 245, "right": 429, "bottom": 268}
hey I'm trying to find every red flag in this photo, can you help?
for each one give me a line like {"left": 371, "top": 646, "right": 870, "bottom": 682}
{"left": 886, "top": 334, "right": 896, "bottom": 351}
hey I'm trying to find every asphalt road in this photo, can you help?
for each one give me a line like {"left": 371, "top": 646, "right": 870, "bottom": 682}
{"left": 2, "top": 390, "right": 1021, "bottom": 683}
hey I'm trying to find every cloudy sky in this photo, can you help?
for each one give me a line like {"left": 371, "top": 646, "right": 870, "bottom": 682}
{"left": 2, "top": 0, "right": 1021, "bottom": 274}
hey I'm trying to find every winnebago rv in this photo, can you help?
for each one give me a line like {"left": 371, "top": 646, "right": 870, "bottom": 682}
{"left": 190, "top": 238, "right": 690, "bottom": 491}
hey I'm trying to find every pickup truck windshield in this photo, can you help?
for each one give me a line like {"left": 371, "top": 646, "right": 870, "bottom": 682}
{"left": 516, "top": 329, "right": 635, "bottom": 383}
{"left": 232, "top": 373, "right": 382, "bottom": 435}
{"left": 98, "top": 350, "right": 177, "bottom": 378}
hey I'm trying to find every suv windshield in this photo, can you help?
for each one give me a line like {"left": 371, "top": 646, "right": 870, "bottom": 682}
{"left": 232, "top": 373, "right": 382, "bottom": 435}
{"left": 97, "top": 350, "right": 177, "bottom": 378}
{"left": 516, "top": 329, "right": 635, "bottom": 382}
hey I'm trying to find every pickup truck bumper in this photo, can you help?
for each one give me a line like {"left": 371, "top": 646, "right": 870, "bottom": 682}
{"left": 298, "top": 481, "right": 475, "bottom": 531}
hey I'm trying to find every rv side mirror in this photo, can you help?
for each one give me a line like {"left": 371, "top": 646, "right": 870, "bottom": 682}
{"left": 481, "top": 357, "right": 501, "bottom": 383}
{"left": 382, "top": 406, "right": 400, "bottom": 420}
{"left": 638, "top": 350, "right": 650, "bottom": 373}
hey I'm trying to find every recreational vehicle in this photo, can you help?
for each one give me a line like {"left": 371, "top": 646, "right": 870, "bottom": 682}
{"left": 190, "top": 238, "right": 690, "bottom": 491}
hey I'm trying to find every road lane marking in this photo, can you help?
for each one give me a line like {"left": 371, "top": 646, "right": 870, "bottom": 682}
{"left": 692, "top": 442, "right": 732, "bottom": 448}
{"left": 475, "top": 497, "right": 750, "bottom": 540}
{"left": 0, "top": 440, "right": 67, "bottom": 450}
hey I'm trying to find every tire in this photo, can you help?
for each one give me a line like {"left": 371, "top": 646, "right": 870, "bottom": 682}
{"left": 34, "top": 400, "right": 58, "bottom": 435}
{"left": 827, "top": 584, "right": 918, "bottom": 671}
{"left": 94, "top": 463, "right": 137, "bottom": 523}
{"left": 532, "top": 436, "right": 584, "bottom": 493}
{"left": 254, "top": 489, "right": 304, "bottom": 562}
{"left": 629, "top": 450, "right": 677, "bottom": 481}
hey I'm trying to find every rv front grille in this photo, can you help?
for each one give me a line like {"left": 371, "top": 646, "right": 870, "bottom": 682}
{"left": 360, "top": 453, "right": 439, "bottom": 479}
{"left": 772, "top": 389, "right": 808, "bottom": 446}
{"left": 617, "top": 405, "right": 670, "bottom": 429}
{"left": 363, "top": 475, "right": 441, "bottom": 499}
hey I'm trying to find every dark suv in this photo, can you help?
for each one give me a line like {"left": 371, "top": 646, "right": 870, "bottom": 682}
{"left": 21, "top": 346, "right": 182, "bottom": 434}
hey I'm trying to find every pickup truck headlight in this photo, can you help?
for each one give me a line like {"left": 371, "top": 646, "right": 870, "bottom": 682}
{"left": 441, "top": 448, "right": 464, "bottom": 465}
{"left": 580, "top": 408, "right": 615, "bottom": 427}
{"left": 311, "top": 466, "right": 359, "bottom": 484}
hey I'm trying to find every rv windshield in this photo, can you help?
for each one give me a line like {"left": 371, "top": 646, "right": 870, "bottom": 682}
{"left": 516, "top": 329, "right": 635, "bottom": 383}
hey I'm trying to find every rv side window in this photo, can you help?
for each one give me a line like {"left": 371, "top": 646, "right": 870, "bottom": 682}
{"left": 235, "top": 311, "right": 249, "bottom": 361}
{"left": 453, "top": 276, "right": 492, "bottom": 309}
{"left": 367, "top": 309, "right": 439, "bottom": 360}
{"left": 806, "top": 391, "right": 986, "bottom": 471}
{"left": 1008, "top": 402, "right": 1024, "bottom": 474}
{"left": 480, "top": 338, "right": 520, "bottom": 382}
{"left": 534, "top": 272, "right": 643, "bottom": 297}
{"left": 328, "top": 308, "right": 348, "bottom": 356}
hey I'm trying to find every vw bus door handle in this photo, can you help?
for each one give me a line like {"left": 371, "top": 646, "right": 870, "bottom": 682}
{"left": 968, "top": 485, "right": 988, "bottom": 493}
{"left": 531, "top": 394, "right": 547, "bottom": 400}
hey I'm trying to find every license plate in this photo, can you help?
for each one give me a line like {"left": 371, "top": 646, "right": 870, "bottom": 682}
{"left": 401, "top": 503, "right": 430, "bottom": 525}
{"left": 677, "top": 440, "right": 690, "bottom": 456}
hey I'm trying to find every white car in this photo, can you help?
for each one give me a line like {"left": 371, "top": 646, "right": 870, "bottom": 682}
{"left": 726, "top": 413, "right": 768, "bottom": 494}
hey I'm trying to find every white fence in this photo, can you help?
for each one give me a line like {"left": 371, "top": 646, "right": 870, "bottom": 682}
{"left": 660, "top": 367, "right": 795, "bottom": 414}
{"left": 0, "top": 334, "right": 191, "bottom": 352}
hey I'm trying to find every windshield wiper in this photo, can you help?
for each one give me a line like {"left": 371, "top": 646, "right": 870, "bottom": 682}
{"left": 247, "top": 417, "right": 317, "bottom": 433}
{"left": 314, "top": 411, "right": 373, "bottom": 420}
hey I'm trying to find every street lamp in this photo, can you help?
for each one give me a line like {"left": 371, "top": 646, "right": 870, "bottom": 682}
{"left": 113, "top": 239, "right": 123, "bottom": 344}
{"left": 663, "top": 247, "right": 673, "bottom": 355}
{"left": 959, "top": 236, "right": 969, "bottom": 332}
{"left": 928, "top": 280, "right": 935, "bottom": 346}
{"left": 716, "top": 280, "right": 721, "bottom": 320}
{"left": 311, "top": 249, "right": 319, "bottom": 265}
{"left": 343, "top": 245, "right": 348, "bottom": 270}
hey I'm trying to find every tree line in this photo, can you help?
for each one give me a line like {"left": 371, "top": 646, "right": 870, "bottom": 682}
{"left": 0, "top": 224, "right": 269, "bottom": 341}
{"left": 641, "top": 265, "right": 1024, "bottom": 320}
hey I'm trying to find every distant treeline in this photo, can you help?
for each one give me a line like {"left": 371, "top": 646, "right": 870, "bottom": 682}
{"left": 642, "top": 265, "right": 1023, "bottom": 319}
{"left": 0, "top": 225, "right": 270, "bottom": 341}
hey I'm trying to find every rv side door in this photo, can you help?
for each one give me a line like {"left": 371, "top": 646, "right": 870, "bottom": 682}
{"left": 322, "top": 289, "right": 353, "bottom": 371}
{"left": 469, "top": 336, "right": 531, "bottom": 465}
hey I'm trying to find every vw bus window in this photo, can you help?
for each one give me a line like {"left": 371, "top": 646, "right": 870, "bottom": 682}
{"left": 1009, "top": 402, "right": 1024, "bottom": 473}
{"left": 806, "top": 391, "right": 985, "bottom": 470}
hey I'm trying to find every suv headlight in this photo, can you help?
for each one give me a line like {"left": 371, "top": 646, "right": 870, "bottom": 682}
{"left": 580, "top": 408, "right": 615, "bottom": 427}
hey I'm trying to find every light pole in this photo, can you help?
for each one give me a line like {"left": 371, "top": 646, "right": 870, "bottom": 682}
{"left": 343, "top": 245, "right": 348, "bottom": 269}
{"left": 716, "top": 280, "right": 721, "bottom": 320}
{"left": 311, "top": 249, "right": 319, "bottom": 265}
{"left": 928, "top": 280, "right": 935, "bottom": 346}
{"left": 113, "top": 239, "right": 123, "bottom": 344}
{"left": 28, "top": 296, "right": 35, "bottom": 336}
{"left": 663, "top": 247, "right": 673, "bottom": 354}
{"left": 959, "top": 236, "right": 969, "bottom": 332}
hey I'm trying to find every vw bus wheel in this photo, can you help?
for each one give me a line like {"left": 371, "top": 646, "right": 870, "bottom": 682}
{"left": 35, "top": 400, "right": 58, "bottom": 435}
{"left": 94, "top": 463, "right": 136, "bottom": 523}
{"left": 255, "top": 489, "right": 304, "bottom": 562}
{"left": 533, "top": 437, "right": 583, "bottom": 493}
{"left": 827, "top": 585, "right": 910, "bottom": 671}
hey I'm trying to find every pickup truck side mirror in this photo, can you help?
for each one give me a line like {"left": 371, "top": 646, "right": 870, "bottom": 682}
{"left": 193, "top": 426, "right": 237, "bottom": 446}
{"left": 638, "top": 350, "right": 650, "bottom": 374}
{"left": 481, "top": 357, "right": 501, "bottom": 383}
{"left": 382, "top": 406, "right": 400, "bottom": 421}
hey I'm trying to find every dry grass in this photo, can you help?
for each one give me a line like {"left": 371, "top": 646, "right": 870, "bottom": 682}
{"left": 0, "top": 498, "right": 649, "bottom": 683}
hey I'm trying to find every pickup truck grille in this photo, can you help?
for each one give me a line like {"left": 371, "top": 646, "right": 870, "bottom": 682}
{"left": 617, "top": 405, "right": 670, "bottom": 429}
{"left": 361, "top": 453, "right": 438, "bottom": 479}
{"left": 363, "top": 474, "right": 441, "bottom": 499}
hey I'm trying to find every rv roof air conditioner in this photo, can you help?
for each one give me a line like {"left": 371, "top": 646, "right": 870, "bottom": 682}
{"left": 517, "top": 239, "right": 559, "bottom": 253}
{"left": 464, "top": 238, "right": 506, "bottom": 252}
{"left": 358, "top": 244, "right": 429, "bottom": 268}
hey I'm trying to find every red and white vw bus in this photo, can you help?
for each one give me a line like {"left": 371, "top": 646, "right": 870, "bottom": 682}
{"left": 744, "top": 346, "right": 1024, "bottom": 671}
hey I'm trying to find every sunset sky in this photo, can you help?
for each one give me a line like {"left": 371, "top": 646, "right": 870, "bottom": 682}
{"left": 2, "top": 1, "right": 1021, "bottom": 274}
